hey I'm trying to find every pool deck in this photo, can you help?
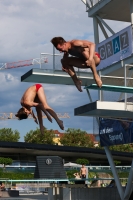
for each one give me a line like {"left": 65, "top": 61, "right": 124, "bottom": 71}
{"left": 0, "top": 193, "right": 48, "bottom": 200}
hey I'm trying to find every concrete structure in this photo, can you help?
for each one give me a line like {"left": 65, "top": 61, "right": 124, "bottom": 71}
{"left": 48, "top": 187, "right": 122, "bottom": 200}
{"left": 34, "top": 156, "right": 67, "bottom": 179}
{"left": 0, "top": 141, "right": 133, "bottom": 166}
{"left": 0, "top": 190, "right": 19, "bottom": 198}
{"left": 75, "top": 101, "right": 133, "bottom": 118}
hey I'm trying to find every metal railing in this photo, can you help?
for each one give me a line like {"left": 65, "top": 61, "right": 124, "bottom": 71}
{"left": 1, "top": 178, "right": 128, "bottom": 193}
{"left": 85, "top": 0, "right": 102, "bottom": 9}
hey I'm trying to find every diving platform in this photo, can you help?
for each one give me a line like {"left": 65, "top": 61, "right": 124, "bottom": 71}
{"left": 74, "top": 101, "right": 133, "bottom": 119}
{"left": 21, "top": 68, "right": 95, "bottom": 85}
{"left": 85, "top": 84, "right": 133, "bottom": 93}
{"left": 86, "top": 0, "right": 131, "bottom": 22}
{"left": 21, "top": 68, "right": 133, "bottom": 87}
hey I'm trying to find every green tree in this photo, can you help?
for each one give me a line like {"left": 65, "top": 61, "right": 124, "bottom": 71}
{"left": 76, "top": 158, "right": 89, "bottom": 165}
{"left": 96, "top": 143, "right": 133, "bottom": 153}
{"left": 0, "top": 128, "right": 20, "bottom": 142}
{"left": 0, "top": 157, "right": 13, "bottom": 168}
{"left": 24, "top": 128, "right": 55, "bottom": 144}
{"left": 114, "top": 160, "right": 121, "bottom": 166}
{"left": 60, "top": 128, "right": 94, "bottom": 147}
{"left": 109, "top": 144, "right": 133, "bottom": 152}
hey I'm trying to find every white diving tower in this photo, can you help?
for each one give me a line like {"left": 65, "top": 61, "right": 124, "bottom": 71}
{"left": 21, "top": 1, "right": 133, "bottom": 200}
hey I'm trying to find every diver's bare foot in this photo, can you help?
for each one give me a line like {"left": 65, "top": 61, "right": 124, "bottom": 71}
{"left": 58, "top": 120, "right": 64, "bottom": 130}
{"left": 47, "top": 115, "right": 52, "bottom": 123}
{"left": 75, "top": 80, "right": 82, "bottom": 92}
{"left": 94, "top": 75, "right": 102, "bottom": 88}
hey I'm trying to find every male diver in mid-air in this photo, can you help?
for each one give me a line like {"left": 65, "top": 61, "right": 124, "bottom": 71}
{"left": 15, "top": 84, "right": 64, "bottom": 134}
{"left": 51, "top": 37, "right": 102, "bottom": 92}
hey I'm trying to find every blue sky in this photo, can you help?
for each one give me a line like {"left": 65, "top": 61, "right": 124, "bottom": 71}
{"left": 0, "top": 0, "right": 130, "bottom": 142}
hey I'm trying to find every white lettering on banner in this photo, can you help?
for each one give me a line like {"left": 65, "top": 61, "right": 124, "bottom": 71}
{"left": 120, "top": 31, "right": 129, "bottom": 49}
{"left": 106, "top": 41, "right": 113, "bottom": 58}
{"left": 109, "top": 133, "right": 123, "bottom": 142}
{"left": 98, "top": 33, "right": 128, "bottom": 59}
{"left": 107, "top": 44, "right": 112, "bottom": 56}
{"left": 96, "top": 26, "right": 133, "bottom": 70}
{"left": 99, "top": 45, "right": 106, "bottom": 59}
{"left": 114, "top": 40, "right": 119, "bottom": 52}
{"left": 100, "top": 128, "right": 113, "bottom": 134}
{"left": 122, "top": 34, "right": 128, "bottom": 48}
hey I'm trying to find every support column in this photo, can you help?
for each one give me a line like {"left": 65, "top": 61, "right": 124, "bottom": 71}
{"left": 130, "top": 0, "right": 133, "bottom": 25}
{"left": 93, "top": 16, "right": 100, "bottom": 128}
{"left": 96, "top": 15, "right": 115, "bottom": 35}
{"left": 124, "top": 159, "right": 133, "bottom": 200}
{"left": 53, "top": 46, "right": 55, "bottom": 70}
{"left": 98, "top": 20, "right": 109, "bottom": 39}
{"left": 124, "top": 64, "right": 127, "bottom": 110}
{"left": 86, "top": 167, "right": 88, "bottom": 185}
{"left": 40, "top": 54, "right": 42, "bottom": 69}
{"left": 93, "top": 16, "right": 99, "bottom": 44}
{"left": 104, "top": 146, "right": 124, "bottom": 200}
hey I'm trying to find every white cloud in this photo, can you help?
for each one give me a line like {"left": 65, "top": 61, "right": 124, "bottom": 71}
{"left": 0, "top": 0, "right": 129, "bottom": 63}
{"left": 5, "top": 74, "right": 15, "bottom": 81}
{"left": 0, "top": 72, "right": 20, "bottom": 91}
{"left": 0, "top": 0, "right": 93, "bottom": 62}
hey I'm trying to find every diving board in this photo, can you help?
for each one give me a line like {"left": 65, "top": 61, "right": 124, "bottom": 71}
{"left": 85, "top": 84, "right": 133, "bottom": 93}
{"left": 21, "top": 68, "right": 95, "bottom": 86}
{"left": 21, "top": 68, "right": 133, "bottom": 87}
{"left": 74, "top": 101, "right": 133, "bottom": 118}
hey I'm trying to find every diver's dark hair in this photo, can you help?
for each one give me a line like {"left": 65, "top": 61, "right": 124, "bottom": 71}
{"left": 15, "top": 108, "right": 28, "bottom": 120}
{"left": 51, "top": 37, "right": 66, "bottom": 48}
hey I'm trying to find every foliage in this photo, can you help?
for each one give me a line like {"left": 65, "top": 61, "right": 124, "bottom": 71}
{"left": 0, "top": 157, "right": 13, "bottom": 168}
{"left": 0, "top": 128, "right": 20, "bottom": 142}
{"left": 66, "top": 169, "right": 97, "bottom": 179}
{"left": 0, "top": 169, "right": 33, "bottom": 180}
{"left": 109, "top": 143, "right": 133, "bottom": 152}
{"left": 118, "top": 172, "right": 129, "bottom": 178}
{"left": 88, "top": 172, "right": 98, "bottom": 179}
{"left": 0, "top": 170, "right": 127, "bottom": 181}
{"left": 60, "top": 128, "right": 94, "bottom": 147}
{"left": 66, "top": 169, "right": 79, "bottom": 179}
{"left": 96, "top": 143, "right": 133, "bottom": 153}
{"left": 76, "top": 158, "right": 89, "bottom": 165}
{"left": 114, "top": 160, "right": 121, "bottom": 165}
{"left": 108, "top": 171, "right": 129, "bottom": 179}
{"left": 24, "top": 127, "right": 55, "bottom": 144}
